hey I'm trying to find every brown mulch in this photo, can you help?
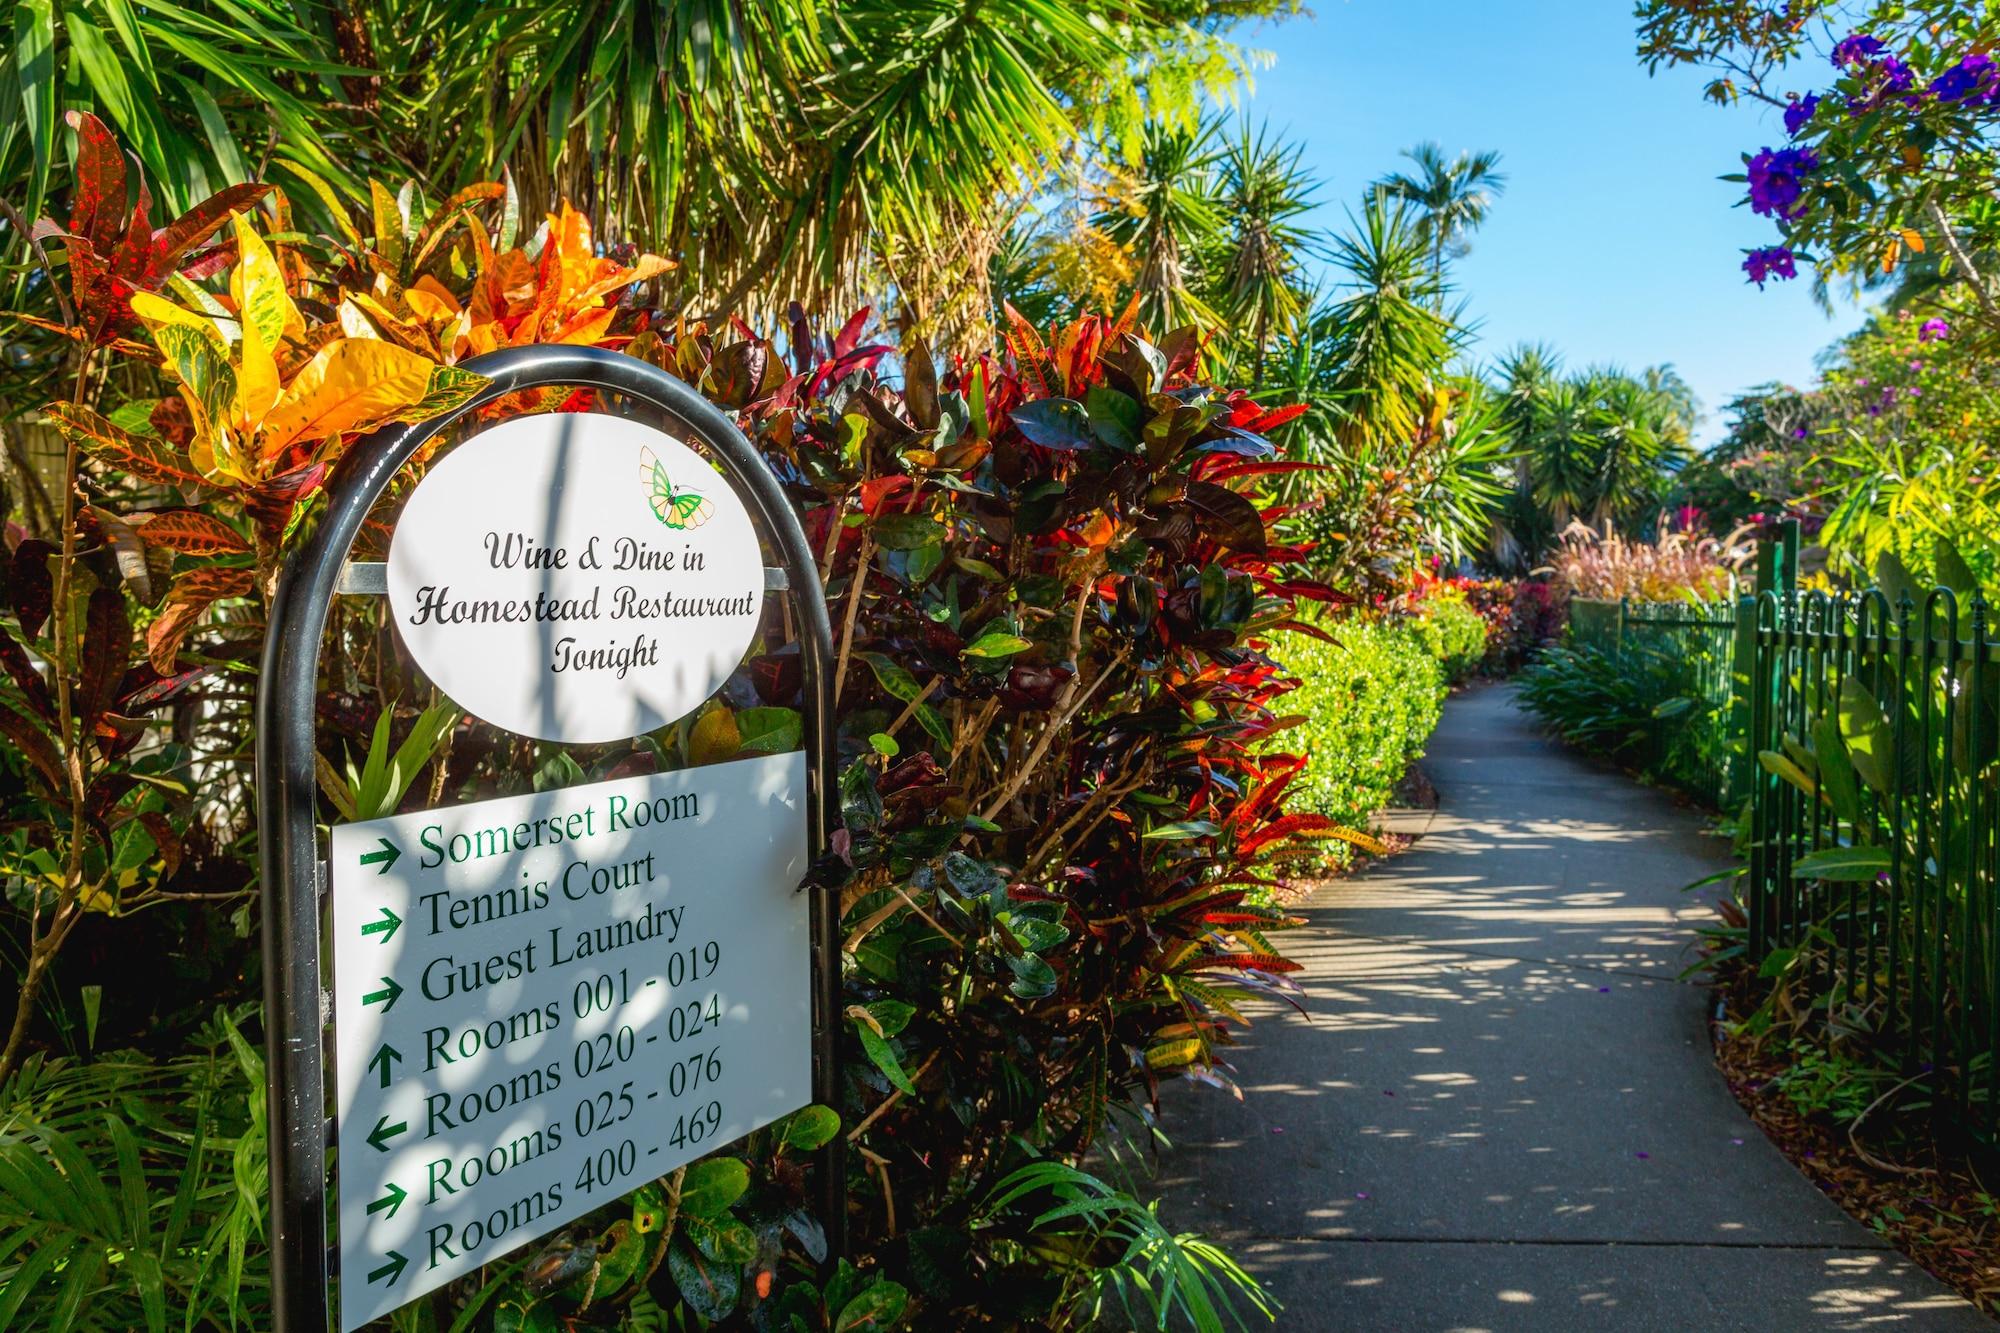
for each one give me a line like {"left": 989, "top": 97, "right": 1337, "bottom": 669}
{"left": 1711, "top": 970, "right": 2000, "bottom": 1316}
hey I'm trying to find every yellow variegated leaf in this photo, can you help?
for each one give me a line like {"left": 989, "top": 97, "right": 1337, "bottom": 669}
{"left": 236, "top": 301, "right": 282, "bottom": 431}
{"left": 1302, "top": 824, "right": 1391, "bottom": 857}
{"left": 261, "top": 340, "right": 487, "bottom": 456}
{"left": 1143, "top": 1037, "right": 1204, "bottom": 1071}
{"left": 149, "top": 324, "right": 238, "bottom": 460}
{"left": 130, "top": 291, "right": 227, "bottom": 352}
{"left": 229, "top": 212, "right": 303, "bottom": 348}
{"left": 370, "top": 180, "right": 406, "bottom": 268}
{"left": 338, "top": 298, "right": 381, "bottom": 340}
{"left": 406, "top": 363, "right": 490, "bottom": 420}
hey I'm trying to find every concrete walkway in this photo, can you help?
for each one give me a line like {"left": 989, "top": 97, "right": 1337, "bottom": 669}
{"left": 1153, "top": 684, "right": 1989, "bottom": 1331}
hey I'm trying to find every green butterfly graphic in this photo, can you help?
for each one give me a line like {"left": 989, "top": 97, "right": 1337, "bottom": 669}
{"left": 640, "top": 446, "right": 714, "bottom": 530}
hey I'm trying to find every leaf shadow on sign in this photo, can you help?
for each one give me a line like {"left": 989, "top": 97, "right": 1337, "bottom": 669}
{"left": 537, "top": 414, "right": 574, "bottom": 742}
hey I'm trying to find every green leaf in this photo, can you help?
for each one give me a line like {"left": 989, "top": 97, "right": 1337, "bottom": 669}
{"left": 1010, "top": 398, "right": 1094, "bottom": 450}
{"left": 835, "top": 1282, "right": 911, "bottom": 1332}
{"left": 736, "top": 706, "right": 803, "bottom": 754}
{"left": 15, "top": 0, "right": 57, "bottom": 220}
{"left": 872, "top": 513, "right": 942, "bottom": 550}
{"left": 1874, "top": 550, "right": 1921, "bottom": 621}
{"left": 677, "top": 1157, "right": 749, "bottom": 1217}
{"left": 1084, "top": 385, "right": 1142, "bottom": 450}
{"left": 860, "top": 651, "right": 924, "bottom": 703}
{"left": 685, "top": 1213, "right": 759, "bottom": 1266}
{"left": 1935, "top": 536, "right": 1979, "bottom": 599}
{"left": 667, "top": 1240, "right": 741, "bottom": 1321}
{"left": 1143, "top": 820, "right": 1221, "bottom": 841}
{"left": 1837, "top": 676, "right": 1895, "bottom": 796}
{"left": 1811, "top": 710, "right": 1862, "bottom": 827}
{"left": 775, "top": 1105, "right": 842, "bottom": 1153}
{"left": 851, "top": 1001, "right": 917, "bottom": 1094}
{"left": 1005, "top": 952, "right": 1058, "bottom": 999}
{"left": 1790, "top": 845, "right": 1891, "bottom": 882}
{"left": 962, "top": 631, "right": 1033, "bottom": 659}
{"left": 1757, "top": 749, "right": 1816, "bottom": 799}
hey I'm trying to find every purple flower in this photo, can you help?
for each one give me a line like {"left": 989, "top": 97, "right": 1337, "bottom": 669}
{"left": 1832, "top": 33, "right": 1886, "bottom": 66}
{"left": 1920, "top": 317, "right": 1952, "bottom": 342}
{"left": 1743, "top": 246, "right": 1798, "bottom": 287}
{"left": 1747, "top": 147, "right": 1818, "bottom": 219}
{"left": 1929, "top": 53, "right": 1997, "bottom": 103}
{"left": 1792, "top": 425, "right": 1809, "bottom": 439}
{"left": 1785, "top": 94, "right": 1819, "bottom": 136}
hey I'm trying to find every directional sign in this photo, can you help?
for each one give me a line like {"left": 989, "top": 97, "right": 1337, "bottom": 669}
{"left": 329, "top": 753, "right": 810, "bottom": 1332}
{"left": 386, "top": 412, "right": 767, "bottom": 745}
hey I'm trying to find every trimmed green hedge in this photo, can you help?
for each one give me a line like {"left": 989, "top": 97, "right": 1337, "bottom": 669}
{"left": 1276, "top": 616, "right": 1451, "bottom": 842}
{"left": 1408, "top": 590, "right": 1490, "bottom": 685}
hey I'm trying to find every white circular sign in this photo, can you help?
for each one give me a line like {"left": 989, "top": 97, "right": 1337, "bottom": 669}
{"left": 387, "top": 412, "right": 765, "bottom": 743}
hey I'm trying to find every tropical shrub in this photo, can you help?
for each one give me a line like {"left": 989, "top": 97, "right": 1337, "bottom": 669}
{"left": 0, "top": 121, "right": 1336, "bottom": 1331}
{"left": 1447, "top": 576, "right": 1567, "bottom": 674}
{"left": 1273, "top": 616, "right": 1447, "bottom": 856}
{"left": 1400, "top": 582, "right": 1490, "bottom": 684}
{"left": 1515, "top": 621, "right": 1734, "bottom": 803}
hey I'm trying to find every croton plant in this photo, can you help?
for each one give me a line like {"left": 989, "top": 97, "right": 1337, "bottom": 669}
{"left": 1, "top": 115, "right": 1348, "bottom": 1329}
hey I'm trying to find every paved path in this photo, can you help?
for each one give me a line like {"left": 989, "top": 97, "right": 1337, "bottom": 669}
{"left": 1153, "top": 684, "right": 1989, "bottom": 1331}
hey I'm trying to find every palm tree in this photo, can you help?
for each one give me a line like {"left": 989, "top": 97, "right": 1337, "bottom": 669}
{"left": 1372, "top": 143, "right": 1508, "bottom": 293}
{"left": 1216, "top": 122, "right": 1323, "bottom": 385}
{"left": 1092, "top": 114, "right": 1227, "bottom": 334}
{"left": 1317, "top": 194, "right": 1461, "bottom": 454}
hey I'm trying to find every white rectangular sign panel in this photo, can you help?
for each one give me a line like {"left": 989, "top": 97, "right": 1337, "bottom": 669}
{"left": 328, "top": 752, "right": 810, "bottom": 1331}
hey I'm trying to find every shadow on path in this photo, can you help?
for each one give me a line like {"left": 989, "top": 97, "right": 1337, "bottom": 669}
{"left": 1150, "top": 684, "right": 1989, "bottom": 1331}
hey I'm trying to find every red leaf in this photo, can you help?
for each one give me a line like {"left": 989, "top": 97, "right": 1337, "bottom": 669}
{"left": 44, "top": 403, "right": 203, "bottom": 489}
{"left": 165, "top": 566, "right": 254, "bottom": 605}
{"left": 831, "top": 306, "right": 871, "bottom": 358}
{"left": 134, "top": 510, "right": 252, "bottom": 556}
{"left": 144, "top": 599, "right": 206, "bottom": 675}
{"left": 65, "top": 111, "right": 128, "bottom": 255}
{"left": 76, "top": 586, "right": 129, "bottom": 724}
{"left": 0, "top": 697, "right": 64, "bottom": 793}
{"left": 1186, "top": 953, "right": 1304, "bottom": 975}
{"left": 1246, "top": 402, "right": 1309, "bottom": 433}
{"left": 146, "top": 182, "right": 272, "bottom": 281}
{"left": 0, "top": 624, "right": 54, "bottom": 720}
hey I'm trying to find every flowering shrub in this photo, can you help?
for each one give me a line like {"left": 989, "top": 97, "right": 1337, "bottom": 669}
{"left": 1546, "top": 518, "right": 1751, "bottom": 603}
{"left": 1447, "top": 577, "right": 1567, "bottom": 674}
{"left": 0, "top": 119, "right": 1332, "bottom": 1331}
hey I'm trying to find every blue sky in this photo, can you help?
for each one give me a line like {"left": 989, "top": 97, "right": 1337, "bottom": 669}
{"left": 1234, "top": 0, "right": 1862, "bottom": 444}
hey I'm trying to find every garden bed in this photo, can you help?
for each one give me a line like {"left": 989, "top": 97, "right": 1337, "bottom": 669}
{"left": 1711, "top": 965, "right": 2000, "bottom": 1317}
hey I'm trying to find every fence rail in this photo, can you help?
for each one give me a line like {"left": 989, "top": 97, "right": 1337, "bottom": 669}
{"left": 1745, "top": 585, "right": 2000, "bottom": 1149}
{"left": 1566, "top": 561, "right": 1999, "bottom": 1149}
{"left": 1567, "top": 596, "right": 1741, "bottom": 808}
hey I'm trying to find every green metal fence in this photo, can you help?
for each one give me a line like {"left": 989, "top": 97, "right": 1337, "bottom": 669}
{"left": 1744, "top": 581, "right": 2000, "bottom": 1148}
{"left": 1568, "top": 595, "right": 1742, "bottom": 808}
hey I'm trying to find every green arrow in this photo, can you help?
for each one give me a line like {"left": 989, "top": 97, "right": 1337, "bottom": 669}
{"left": 358, "top": 837, "right": 401, "bottom": 875}
{"left": 360, "top": 905, "right": 401, "bottom": 942}
{"left": 361, "top": 975, "right": 402, "bottom": 1012}
{"left": 365, "top": 1180, "right": 408, "bottom": 1220}
{"left": 366, "top": 1042, "right": 402, "bottom": 1090}
{"left": 366, "top": 1115, "right": 407, "bottom": 1153}
{"left": 367, "top": 1250, "right": 408, "bottom": 1287}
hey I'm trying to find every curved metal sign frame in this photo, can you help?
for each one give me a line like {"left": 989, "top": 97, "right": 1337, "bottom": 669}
{"left": 254, "top": 345, "right": 842, "bottom": 1331}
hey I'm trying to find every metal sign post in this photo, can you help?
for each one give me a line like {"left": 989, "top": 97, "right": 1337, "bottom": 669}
{"left": 255, "top": 346, "right": 842, "bottom": 1332}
